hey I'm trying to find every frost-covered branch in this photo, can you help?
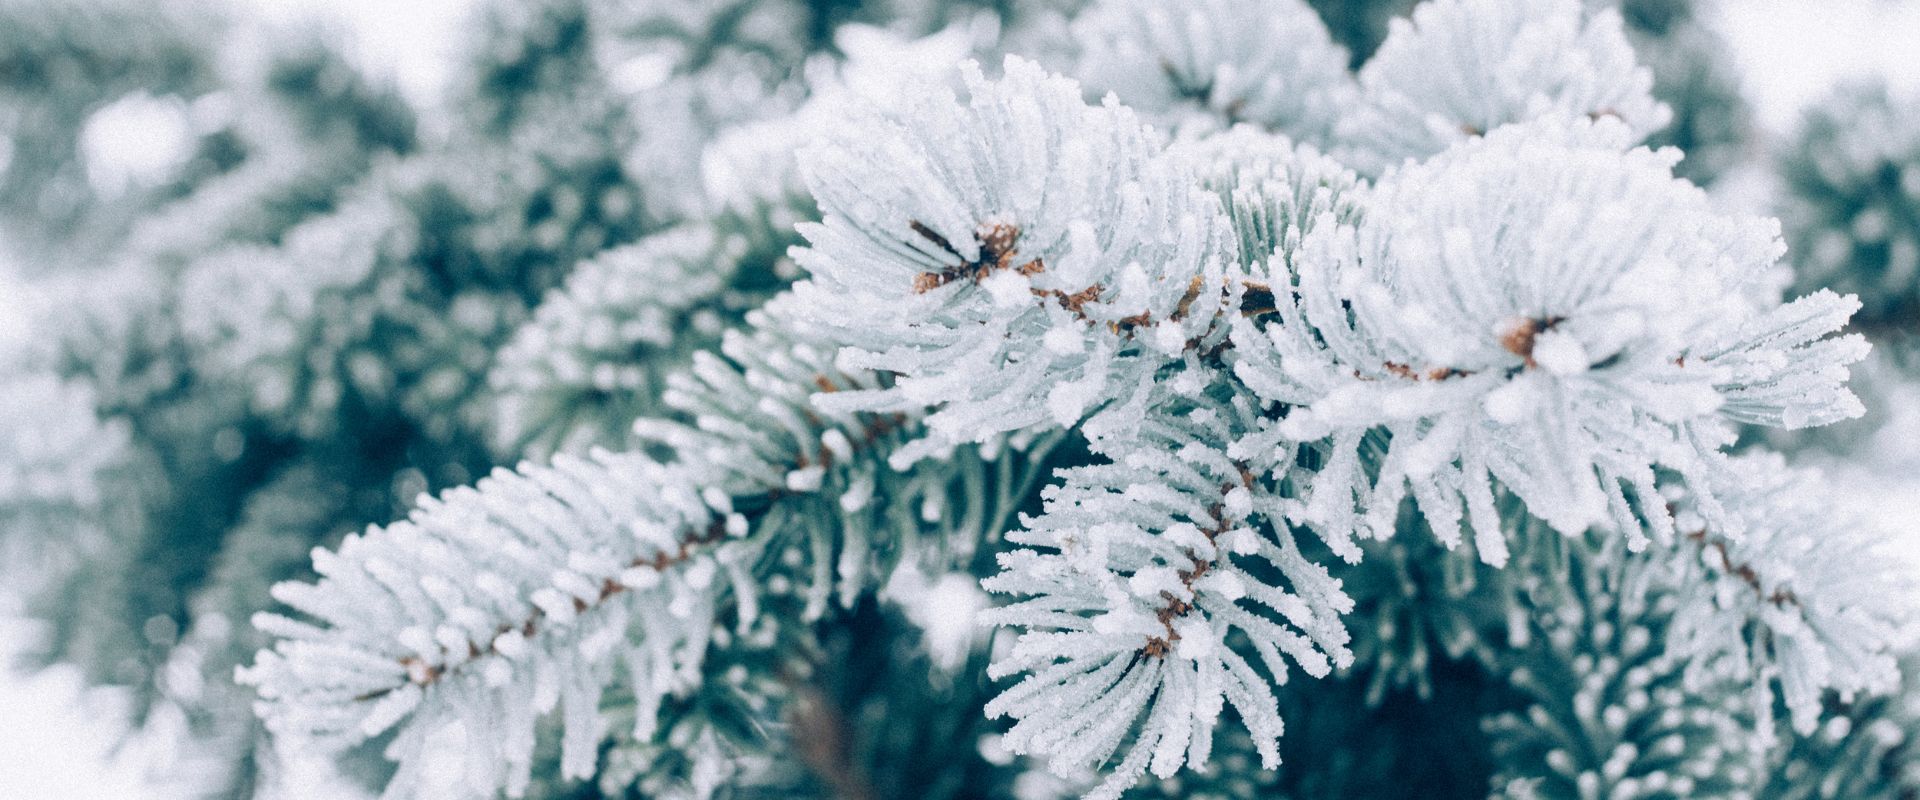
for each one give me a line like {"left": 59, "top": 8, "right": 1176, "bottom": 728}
{"left": 239, "top": 448, "right": 736, "bottom": 797}
{"left": 1663, "top": 455, "right": 1920, "bottom": 742}
{"left": 1337, "top": 0, "right": 1669, "bottom": 174}
{"left": 981, "top": 388, "right": 1352, "bottom": 800}
{"left": 1230, "top": 117, "right": 1867, "bottom": 565}
{"left": 243, "top": 294, "right": 1074, "bottom": 797}
{"left": 489, "top": 223, "right": 758, "bottom": 455}
{"left": 1487, "top": 532, "right": 1757, "bottom": 800}
{"left": 226, "top": 5, "right": 1907, "bottom": 798}
{"left": 241, "top": 302, "right": 922, "bottom": 797}
{"left": 790, "top": 56, "right": 1233, "bottom": 465}
{"left": 1070, "top": 0, "right": 1354, "bottom": 143}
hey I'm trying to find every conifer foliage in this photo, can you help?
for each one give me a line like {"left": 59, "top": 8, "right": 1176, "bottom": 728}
{"left": 3, "top": 0, "right": 1916, "bottom": 798}
{"left": 1778, "top": 78, "right": 1920, "bottom": 333}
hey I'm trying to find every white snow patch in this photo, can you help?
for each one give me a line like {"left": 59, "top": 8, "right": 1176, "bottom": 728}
{"left": 884, "top": 566, "right": 988, "bottom": 670}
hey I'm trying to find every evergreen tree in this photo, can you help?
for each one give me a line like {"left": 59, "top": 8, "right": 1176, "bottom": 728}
{"left": 2, "top": 1, "right": 1914, "bottom": 799}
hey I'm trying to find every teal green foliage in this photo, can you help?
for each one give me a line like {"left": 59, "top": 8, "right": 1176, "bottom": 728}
{"left": 1133, "top": 655, "right": 1510, "bottom": 800}
{"left": 1340, "top": 510, "right": 1511, "bottom": 704}
{"left": 1129, "top": 510, "right": 1519, "bottom": 800}
{"left": 27, "top": 26, "right": 421, "bottom": 682}
{"left": 1612, "top": 0, "right": 1751, "bottom": 187}
{"left": 1778, "top": 79, "right": 1920, "bottom": 332}
{"left": 1305, "top": 0, "right": 1417, "bottom": 65}
{"left": 0, "top": 0, "right": 224, "bottom": 264}
{"left": 1761, "top": 661, "right": 1920, "bottom": 800}
{"left": 1485, "top": 531, "right": 1757, "bottom": 800}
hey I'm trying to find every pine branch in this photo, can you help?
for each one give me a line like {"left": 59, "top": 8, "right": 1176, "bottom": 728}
{"left": 1335, "top": 0, "right": 1670, "bottom": 175}
{"left": 218, "top": 5, "right": 1911, "bottom": 799}
{"left": 488, "top": 221, "right": 786, "bottom": 457}
{"left": 243, "top": 298, "right": 1066, "bottom": 797}
{"left": 1662, "top": 455, "right": 1920, "bottom": 740}
{"left": 1486, "top": 532, "right": 1757, "bottom": 800}
{"left": 980, "top": 387, "right": 1354, "bottom": 800}
{"left": 240, "top": 448, "right": 733, "bottom": 796}
{"left": 1228, "top": 115, "right": 1867, "bottom": 566}
{"left": 1070, "top": 0, "right": 1354, "bottom": 144}
{"left": 789, "top": 55, "right": 1234, "bottom": 466}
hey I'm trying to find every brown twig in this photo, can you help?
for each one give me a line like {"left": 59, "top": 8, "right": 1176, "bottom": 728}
{"left": 788, "top": 683, "right": 879, "bottom": 800}
{"left": 1498, "top": 315, "right": 1567, "bottom": 369}
{"left": 1684, "top": 527, "right": 1800, "bottom": 609}
{"left": 1140, "top": 466, "right": 1257, "bottom": 659}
